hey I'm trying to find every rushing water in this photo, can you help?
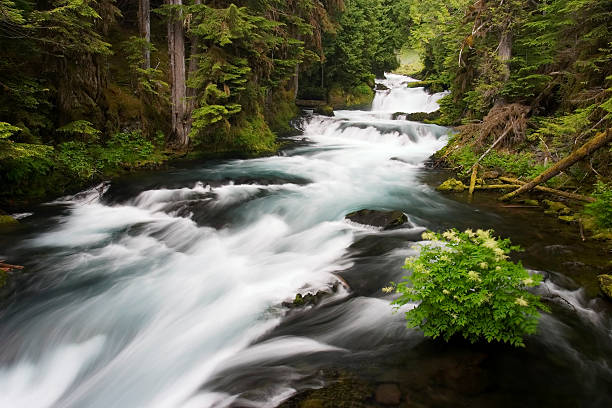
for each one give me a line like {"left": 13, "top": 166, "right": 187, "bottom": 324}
{"left": 1, "top": 74, "right": 611, "bottom": 408}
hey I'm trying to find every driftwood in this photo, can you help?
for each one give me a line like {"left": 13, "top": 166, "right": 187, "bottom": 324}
{"left": 0, "top": 262, "right": 24, "bottom": 272}
{"left": 499, "top": 177, "right": 595, "bottom": 203}
{"left": 500, "top": 129, "right": 612, "bottom": 201}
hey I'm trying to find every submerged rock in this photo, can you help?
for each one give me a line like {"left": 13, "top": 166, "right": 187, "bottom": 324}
{"left": 345, "top": 209, "right": 408, "bottom": 230}
{"left": 283, "top": 282, "right": 342, "bottom": 309}
{"left": 437, "top": 178, "right": 467, "bottom": 193}
{"left": 598, "top": 275, "right": 612, "bottom": 300}
{"left": 521, "top": 199, "right": 540, "bottom": 206}
{"left": 543, "top": 200, "right": 572, "bottom": 216}
{"left": 375, "top": 383, "right": 402, "bottom": 405}
{"left": 558, "top": 215, "right": 577, "bottom": 224}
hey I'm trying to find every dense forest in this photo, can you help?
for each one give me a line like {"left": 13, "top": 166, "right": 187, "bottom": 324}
{"left": 0, "top": 0, "right": 401, "bottom": 207}
{"left": 1, "top": 0, "right": 611, "bottom": 225}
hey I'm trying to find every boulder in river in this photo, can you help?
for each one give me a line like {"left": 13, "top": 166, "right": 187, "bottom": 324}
{"left": 437, "top": 178, "right": 467, "bottom": 193}
{"left": 598, "top": 275, "right": 612, "bottom": 301}
{"left": 345, "top": 209, "right": 408, "bottom": 230}
{"left": 315, "top": 105, "right": 334, "bottom": 117}
{"left": 375, "top": 83, "right": 390, "bottom": 91}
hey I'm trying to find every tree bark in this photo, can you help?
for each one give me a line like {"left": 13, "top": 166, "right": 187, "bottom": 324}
{"left": 186, "top": 0, "right": 201, "bottom": 125}
{"left": 499, "top": 129, "right": 612, "bottom": 201}
{"left": 138, "top": 0, "right": 151, "bottom": 69}
{"left": 499, "top": 177, "right": 596, "bottom": 203}
{"left": 167, "top": 0, "right": 188, "bottom": 148}
{"left": 498, "top": 29, "right": 512, "bottom": 81}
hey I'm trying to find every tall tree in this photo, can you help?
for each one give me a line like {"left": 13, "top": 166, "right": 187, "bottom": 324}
{"left": 166, "top": 0, "right": 189, "bottom": 147}
{"left": 138, "top": 0, "right": 151, "bottom": 69}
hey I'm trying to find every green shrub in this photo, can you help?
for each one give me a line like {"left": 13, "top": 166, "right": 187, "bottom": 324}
{"left": 392, "top": 229, "right": 547, "bottom": 347}
{"left": 56, "top": 141, "right": 98, "bottom": 179}
{"left": 585, "top": 181, "right": 612, "bottom": 229}
{"left": 102, "top": 130, "right": 155, "bottom": 166}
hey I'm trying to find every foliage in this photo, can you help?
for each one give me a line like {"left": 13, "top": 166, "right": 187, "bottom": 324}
{"left": 0, "top": 122, "right": 21, "bottom": 140}
{"left": 392, "top": 229, "right": 547, "bottom": 347}
{"left": 299, "top": 0, "right": 400, "bottom": 98}
{"left": 56, "top": 120, "right": 101, "bottom": 141}
{"left": 120, "top": 36, "right": 168, "bottom": 98}
{"left": 584, "top": 181, "right": 612, "bottom": 229}
{"left": 448, "top": 145, "right": 549, "bottom": 180}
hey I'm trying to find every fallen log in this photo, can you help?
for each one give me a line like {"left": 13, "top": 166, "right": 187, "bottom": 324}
{"left": 500, "top": 129, "right": 612, "bottom": 201}
{"left": 468, "top": 164, "right": 478, "bottom": 200}
{"left": 475, "top": 184, "right": 522, "bottom": 190}
{"left": 499, "top": 177, "right": 595, "bottom": 203}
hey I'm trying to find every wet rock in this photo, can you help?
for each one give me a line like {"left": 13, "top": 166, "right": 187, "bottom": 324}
{"left": 300, "top": 399, "right": 324, "bottom": 408}
{"left": 558, "top": 215, "right": 577, "bottom": 224}
{"left": 598, "top": 275, "right": 612, "bottom": 300}
{"left": 376, "top": 83, "right": 390, "bottom": 91}
{"left": 375, "top": 383, "right": 401, "bottom": 405}
{"left": 437, "top": 178, "right": 467, "bottom": 193}
{"left": 283, "top": 282, "right": 341, "bottom": 309}
{"left": 278, "top": 370, "right": 373, "bottom": 408}
{"left": 404, "top": 111, "right": 441, "bottom": 122}
{"left": 481, "top": 170, "right": 500, "bottom": 179}
{"left": 345, "top": 209, "right": 408, "bottom": 230}
{"left": 543, "top": 200, "right": 571, "bottom": 216}
{"left": 392, "top": 112, "right": 406, "bottom": 120}
{"left": 315, "top": 105, "right": 334, "bottom": 117}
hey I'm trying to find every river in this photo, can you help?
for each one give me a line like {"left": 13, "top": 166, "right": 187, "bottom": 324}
{"left": 0, "top": 74, "right": 611, "bottom": 408}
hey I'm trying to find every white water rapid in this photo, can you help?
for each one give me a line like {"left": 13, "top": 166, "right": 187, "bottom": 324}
{"left": 1, "top": 74, "right": 611, "bottom": 408}
{"left": 0, "top": 74, "right": 449, "bottom": 408}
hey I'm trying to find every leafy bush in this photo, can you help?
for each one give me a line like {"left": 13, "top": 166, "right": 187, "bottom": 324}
{"left": 449, "top": 146, "right": 550, "bottom": 180}
{"left": 56, "top": 141, "right": 98, "bottom": 180}
{"left": 0, "top": 122, "right": 21, "bottom": 140}
{"left": 585, "top": 181, "right": 612, "bottom": 229}
{"left": 392, "top": 229, "right": 547, "bottom": 347}
{"left": 102, "top": 130, "right": 155, "bottom": 166}
{"left": 56, "top": 120, "right": 101, "bottom": 142}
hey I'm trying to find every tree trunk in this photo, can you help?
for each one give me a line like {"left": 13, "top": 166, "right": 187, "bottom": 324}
{"left": 138, "top": 0, "right": 151, "bottom": 69}
{"left": 500, "top": 129, "right": 612, "bottom": 201}
{"left": 186, "top": 0, "right": 201, "bottom": 124}
{"left": 498, "top": 29, "right": 512, "bottom": 81}
{"left": 294, "top": 63, "right": 299, "bottom": 99}
{"left": 167, "top": 0, "right": 188, "bottom": 148}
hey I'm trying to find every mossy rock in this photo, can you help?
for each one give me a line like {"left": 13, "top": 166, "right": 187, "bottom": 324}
{"left": 558, "top": 215, "right": 577, "bottom": 224}
{"left": 543, "top": 200, "right": 571, "bottom": 216}
{"left": 315, "top": 105, "right": 334, "bottom": 117}
{"left": 437, "top": 178, "right": 467, "bottom": 193}
{"left": 521, "top": 199, "right": 540, "bottom": 206}
{"left": 0, "top": 215, "right": 18, "bottom": 225}
{"left": 482, "top": 170, "right": 500, "bottom": 180}
{"left": 328, "top": 83, "right": 374, "bottom": 109}
{"left": 598, "top": 275, "right": 612, "bottom": 300}
{"left": 402, "top": 111, "right": 441, "bottom": 123}
{"left": 279, "top": 370, "right": 374, "bottom": 408}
